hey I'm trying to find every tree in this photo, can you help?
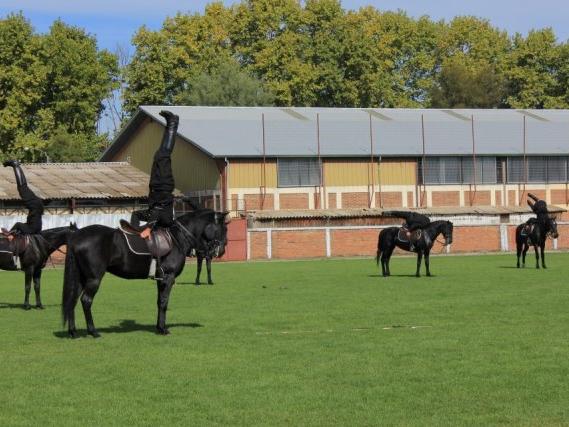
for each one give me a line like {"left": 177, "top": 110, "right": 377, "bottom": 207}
{"left": 430, "top": 60, "right": 506, "bottom": 108}
{"left": 178, "top": 58, "right": 274, "bottom": 106}
{"left": 505, "top": 29, "right": 567, "bottom": 108}
{"left": 0, "top": 13, "right": 118, "bottom": 161}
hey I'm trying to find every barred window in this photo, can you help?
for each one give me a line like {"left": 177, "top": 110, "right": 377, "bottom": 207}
{"left": 277, "top": 158, "right": 321, "bottom": 187}
{"left": 507, "top": 157, "right": 526, "bottom": 183}
{"left": 462, "top": 157, "right": 497, "bottom": 184}
{"left": 421, "top": 157, "right": 497, "bottom": 184}
{"left": 547, "top": 157, "right": 567, "bottom": 182}
{"left": 528, "top": 157, "right": 547, "bottom": 183}
{"left": 507, "top": 157, "right": 568, "bottom": 183}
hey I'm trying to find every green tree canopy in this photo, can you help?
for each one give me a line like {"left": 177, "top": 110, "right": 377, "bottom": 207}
{"left": 0, "top": 13, "right": 118, "bottom": 162}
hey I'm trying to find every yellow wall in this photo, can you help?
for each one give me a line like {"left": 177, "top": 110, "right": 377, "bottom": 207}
{"left": 324, "top": 158, "right": 416, "bottom": 186}
{"left": 379, "top": 159, "right": 416, "bottom": 185}
{"left": 228, "top": 159, "right": 277, "bottom": 188}
{"left": 110, "top": 119, "right": 220, "bottom": 192}
{"left": 324, "top": 159, "right": 370, "bottom": 186}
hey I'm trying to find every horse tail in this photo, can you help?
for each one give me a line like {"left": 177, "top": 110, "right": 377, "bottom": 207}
{"left": 62, "top": 243, "right": 81, "bottom": 326}
{"left": 376, "top": 230, "right": 383, "bottom": 265}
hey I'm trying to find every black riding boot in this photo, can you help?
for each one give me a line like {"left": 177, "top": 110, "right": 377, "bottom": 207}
{"left": 3, "top": 160, "right": 27, "bottom": 187}
{"left": 159, "top": 110, "right": 179, "bottom": 153}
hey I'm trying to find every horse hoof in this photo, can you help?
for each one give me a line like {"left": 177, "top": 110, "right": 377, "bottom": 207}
{"left": 23, "top": 304, "right": 31, "bottom": 311}
{"left": 68, "top": 330, "right": 79, "bottom": 339}
{"left": 157, "top": 328, "right": 170, "bottom": 335}
{"left": 88, "top": 330, "right": 101, "bottom": 338}
{"left": 36, "top": 304, "right": 44, "bottom": 310}
{"left": 195, "top": 282, "right": 201, "bottom": 286}
{"left": 208, "top": 282, "right": 214, "bottom": 285}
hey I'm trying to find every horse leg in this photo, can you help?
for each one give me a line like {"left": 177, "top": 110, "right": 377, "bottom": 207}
{"left": 156, "top": 274, "right": 175, "bottom": 335}
{"left": 516, "top": 241, "right": 522, "bottom": 268}
{"left": 534, "top": 244, "right": 540, "bottom": 269}
{"left": 81, "top": 279, "right": 101, "bottom": 338}
{"left": 415, "top": 251, "right": 423, "bottom": 278}
{"left": 425, "top": 250, "right": 431, "bottom": 277}
{"left": 206, "top": 256, "right": 213, "bottom": 285}
{"left": 195, "top": 255, "right": 202, "bottom": 285}
{"left": 382, "top": 247, "right": 393, "bottom": 277}
{"left": 33, "top": 268, "right": 43, "bottom": 309}
{"left": 23, "top": 268, "right": 32, "bottom": 310}
{"left": 540, "top": 242, "right": 546, "bottom": 269}
{"left": 522, "top": 244, "right": 529, "bottom": 267}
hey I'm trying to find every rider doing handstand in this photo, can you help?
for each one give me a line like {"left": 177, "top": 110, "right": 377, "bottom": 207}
{"left": 383, "top": 210, "right": 431, "bottom": 251}
{"left": 2, "top": 160, "right": 44, "bottom": 241}
{"left": 130, "top": 110, "right": 179, "bottom": 279}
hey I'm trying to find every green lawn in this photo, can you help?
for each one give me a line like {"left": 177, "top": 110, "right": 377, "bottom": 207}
{"left": 1, "top": 254, "right": 569, "bottom": 426}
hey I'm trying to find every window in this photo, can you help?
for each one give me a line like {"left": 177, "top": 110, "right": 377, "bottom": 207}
{"left": 462, "top": 157, "right": 497, "bottom": 184}
{"left": 547, "top": 157, "right": 567, "bottom": 182}
{"left": 421, "top": 157, "right": 497, "bottom": 184}
{"left": 277, "top": 158, "right": 321, "bottom": 187}
{"left": 507, "top": 157, "right": 568, "bottom": 183}
{"left": 528, "top": 157, "right": 547, "bottom": 183}
{"left": 507, "top": 157, "right": 526, "bottom": 183}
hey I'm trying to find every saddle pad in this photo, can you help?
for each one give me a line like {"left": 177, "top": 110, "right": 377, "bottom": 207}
{"left": 520, "top": 224, "right": 534, "bottom": 237}
{"left": 119, "top": 228, "right": 151, "bottom": 256}
{"left": 397, "top": 228, "right": 410, "bottom": 243}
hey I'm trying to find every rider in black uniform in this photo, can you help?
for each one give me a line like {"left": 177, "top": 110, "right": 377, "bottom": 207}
{"left": 383, "top": 210, "right": 431, "bottom": 251}
{"left": 132, "top": 110, "right": 179, "bottom": 236}
{"left": 2, "top": 160, "right": 44, "bottom": 240}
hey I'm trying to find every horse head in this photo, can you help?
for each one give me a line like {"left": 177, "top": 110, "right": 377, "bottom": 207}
{"left": 547, "top": 215, "right": 559, "bottom": 239}
{"left": 204, "top": 211, "right": 230, "bottom": 258}
{"left": 442, "top": 220, "right": 454, "bottom": 245}
{"left": 177, "top": 210, "right": 230, "bottom": 258}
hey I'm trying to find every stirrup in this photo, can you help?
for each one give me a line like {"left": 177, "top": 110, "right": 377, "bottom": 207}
{"left": 148, "top": 259, "right": 163, "bottom": 281}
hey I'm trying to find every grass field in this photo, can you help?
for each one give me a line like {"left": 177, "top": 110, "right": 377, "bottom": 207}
{"left": 1, "top": 253, "right": 569, "bottom": 426}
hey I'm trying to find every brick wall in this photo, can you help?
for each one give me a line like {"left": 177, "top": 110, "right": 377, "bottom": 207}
{"left": 331, "top": 229, "right": 378, "bottom": 256}
{"left": 249, "top": 222, "right": 567, "bottom": 260}
{"left": 551, "top": 189, "right": 568, "bottom": 205}
{"left": 272, "top": 230, "right": 326, "bottom": 259}
{"left": 244, "top": 193, "right": 274, "bottom": 211}
{"left": 342, "top": 192, "right": 369, "bottom": 208}
{"left": 464, "top": 190, "right": 491, "bottom": 206}
{"left": 432, "top": 191, "right": 460, "bottom": 207}
{"left": 250, "top": 231, "right": 267, "bottom": 259}
{"left": 328, "top": 193, "right": 337, "bottom": 209}
{"left": 376, "top": 191, "right": 402, "bottom": 208}
{"left": 280, "top": 193, "right": 309, "bottom": 210}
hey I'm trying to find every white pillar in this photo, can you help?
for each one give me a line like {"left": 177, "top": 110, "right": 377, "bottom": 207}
{"left": 500, "top": 223, "right": 509, "bottom": 251}
{"left": 267, "top": 229, "right": 272, "bottom": 259}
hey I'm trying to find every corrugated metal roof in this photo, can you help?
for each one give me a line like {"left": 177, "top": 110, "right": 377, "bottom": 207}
{"left": 103, "top": 106, "right": 569, "bottom": 159}
{"left": 0, "top": 162, "right": 153, "bottom": 200}
{"left": 247, "top": 205, "right": 567, "bottom": 220}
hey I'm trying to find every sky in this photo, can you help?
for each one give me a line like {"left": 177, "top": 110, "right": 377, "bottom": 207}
{"left": 1, "top": 0, "right": 568, "bottom": 54}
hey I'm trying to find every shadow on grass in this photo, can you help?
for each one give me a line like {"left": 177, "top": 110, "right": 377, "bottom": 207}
{"left": 0, "top": 301, "right": 58, "bottom": 310}
{"left": 367, "top": 274, "right": 433, "bottom": 278}
{"left": 498, "top": 266, "right": 527, "bottom": 269}
{"left": 52, "top": 319, "right": 204, "bottom": 338}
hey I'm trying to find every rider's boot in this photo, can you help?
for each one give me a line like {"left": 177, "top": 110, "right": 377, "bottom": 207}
{"left": 158, "top": 110, "right": 179, "bottom": 153}
{"left": 3, "top": 160, "right": 27, "bottom": 187}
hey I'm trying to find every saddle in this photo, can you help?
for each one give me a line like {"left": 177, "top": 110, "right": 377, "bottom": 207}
{"left": 397, "top": 227, "right": 421, "bottom": 243}
{"left": 119, "top": 219, "right": 173, "bottom": 258}
{"left": 520, "top": 223, "right": 535, "bottom": 238}
{"left": 0, "top": 229, "right": 32, "bottom": 256}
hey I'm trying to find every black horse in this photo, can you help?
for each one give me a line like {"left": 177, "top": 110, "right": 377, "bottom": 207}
{"left": 516, "top": 215, "right": 559, "bottom": 269}
{"left": 182, "top": 207, "right": 228, "bottom": 285}
{"left": 0, "top": 224, "right": 77, "bottom": 309}
{"left": 61, "top": 211, "right": 229, "bottom": 338}
{"left": 376, "top": 220, "right": 454, "bottom": 277}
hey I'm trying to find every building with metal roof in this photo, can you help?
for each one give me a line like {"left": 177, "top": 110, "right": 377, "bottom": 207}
{"left": 102, "top": 106, "right": 569, "bottom": 213}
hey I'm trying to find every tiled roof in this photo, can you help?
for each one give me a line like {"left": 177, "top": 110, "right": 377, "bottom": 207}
{"left": 0, "top": 162, "right": 150, "bottom": 200}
